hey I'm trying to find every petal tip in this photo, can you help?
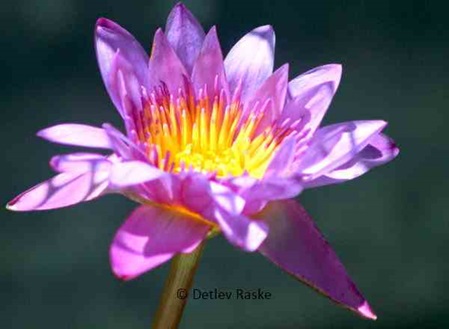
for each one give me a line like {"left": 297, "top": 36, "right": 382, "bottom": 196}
{"left": 95, "top": 17, "right": 117, "bottom": 32}
{"left": 357, "top": 301, "right": 377, "bottom": 320}
{"left": 5, "top": 202, "right": 16, "bottom": 211}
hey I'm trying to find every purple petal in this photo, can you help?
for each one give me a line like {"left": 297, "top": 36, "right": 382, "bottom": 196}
{"left": 258, "top": 200, "right": 377, "bottom": 320}
{"left": 148, "top": 29, "right": 188, "bottom": 94}
{"left": 224, "top": 25, "right": 275, "bottom": 102}
{"left": 50, "top": 153, "right": 111, "bottom": 173}
{"left": 95, "top": 18, "right": 149, "bottom": 118}
{"left": 7, "top": 171, "right": 110, "bottom": 211}
{"left": 246, "top": 64, "right": 289, "bottom": 134}
{"left": 109, "top": 161, "right": 165, "bottom": 187}
{"left": 165, "top": 3, "right": 205, "bottom": 74}
{"left": 191, "top": 27, "right": 229, "bottom": 101}
{"left": 296, "top": 120, "right": 387, "bottom": 180}
{"left": 303, "top": 133, "right": 399, "bottom": 188}
{"left": 110, "top": 204, "right": 210, "bottom": 280}
{"left": 37, "top": 124, "right": 112, "bottom": 149}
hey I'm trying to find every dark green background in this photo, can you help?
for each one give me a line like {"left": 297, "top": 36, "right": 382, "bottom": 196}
{"left": 1, "top": 0, "right": 447, "bottom": 328}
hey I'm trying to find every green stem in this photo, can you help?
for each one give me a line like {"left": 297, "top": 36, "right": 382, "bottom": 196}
{"left": 152, "top": 242, "right": 205, "bottom": 329}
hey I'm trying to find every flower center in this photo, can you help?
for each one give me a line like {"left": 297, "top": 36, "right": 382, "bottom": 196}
{"left": 134, "top": 83, "right": 290, "bottom": 179}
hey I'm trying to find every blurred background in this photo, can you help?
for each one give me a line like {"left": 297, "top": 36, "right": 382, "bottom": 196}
{"left": 1, "top": 0, "right": 448, "bottom": 328}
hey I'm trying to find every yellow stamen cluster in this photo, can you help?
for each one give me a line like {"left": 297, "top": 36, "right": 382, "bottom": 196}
{"left": 136, "top": 86, "right": 289, "bottom": 179}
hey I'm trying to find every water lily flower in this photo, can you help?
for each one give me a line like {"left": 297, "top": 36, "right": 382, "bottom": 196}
{"left": 7, "top": 3, "right": 398, "bottom": 320}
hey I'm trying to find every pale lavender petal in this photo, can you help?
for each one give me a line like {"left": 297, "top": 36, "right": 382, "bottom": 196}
{"left": 224, "top": 25, "right": 275, "bottom": 102}
{"left": 109, "top": 161, "right": 165, "bottom": 187}
{"left": 258, "top": 200, "right": 376, "bottom": 320}
{"left": 280, "top": 82, "right": 336, "bottom": 136}
{"left": 50, "top": 153, "right": 111, "bottom": 173}
{"left": 209, "top": 182, "right": 245, "bottom": 215}
{"left": 110, "top": 204, "right": 210, "bottom": 280}
{"left": 288, "top": 64, "right": 342, "bottom": 100}
{"left": 232, "top": 177, "right": 302, "bottom": 216}
{"left": 148, "top": 29, "right": 188, "bottom": 94}
{"left": 165, "top": 3, "right": 205, "bottom": 74}
{"left": 107, "top": 51, "right": 145, "bottom": 119}
{"left": 296, "top": 120, "right": 387, "bottom": 180}
{"left": 280, "top": 64, "right": 342, "bottom": 139}
{"left": 191, "top": 27, "right": 229, "bottom": 101}
{"left": 265, "top": 135, "right": 296, "bottom": 177}
{"left": 7, "top": 171, "right": 110, "bottom": 211}
{"left": 212, "top": 207, "right": 268, "bottom": 252}
{"left": 102, "top": 123, "right": 147, "bottom": 162}
{"left": 303, "top": 133, "right": 399, "bottom": 188}
{"left": 246, "top": 64, "right": 289, "bottom": 134}
{"left": 95, "top": 18, "right": 149, "bottom": 118}
{"left": 37, "top": 124, "right": 112, "bottom": 149}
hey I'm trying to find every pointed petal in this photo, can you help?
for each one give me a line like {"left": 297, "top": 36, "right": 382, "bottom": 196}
{"left": 165, "top": 3, "right": 205, "bottom": 74}
{"left": 246, "top": 64, "right": 289, "bottom": 134}
{"left": 296, "top": 120, "right": 387, "bottom": 180}
{"left": 257, "top": 200, "right": 376, "bottom": 319}
{"left": 6, "top": 171, "right": 110, "bottom": 211}
{"left": 109, "top": 161, "right": 165, "bottom": 187}
{"left": 110, "top": 204, "right": 210, "bottom": 280}
{"left": 224, "top": 25, "right": 275, "bottom": 102}
{"left": 95, "top": 18, "right": 149, "bottom": 118}
{"left": 37, "top": 124, "right": 112, "bottom": 149}
{"left": 148, "top": 29, "right": 188, "bottom": 94}
{"left": 303, "top": 133, "right": 399, "bottom": 188}
{"left": 191, "top": 27, "right": 229, "bottom": 101}
{"left": 50, "top": 153, "right": 111, "bottom": 173}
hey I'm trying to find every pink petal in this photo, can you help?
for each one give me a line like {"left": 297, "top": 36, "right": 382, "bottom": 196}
{"left": 191, "top": 27, "right": 229, "bottom": 102}
{"left": 296, "top": 120, "right": 387, "bottom": 180}
{"left": 37, "top": 124, "right": 112, "bottom": 149}
{"left": 7, "top": 171, "right": 110, "bottom": 211}
{"left": 95, "top": 18, "right": 149, "bottom": 118}
{"left": 50, "top": 153, "right": 111, "bottom": 173}
{"left": 245, "top": 64, "right": 289, "bottom": 134}
{"left": 109, "top": 161, "right": 165, "bottom": 187}
{"left": 148, "top": 29, "right": 189, "bottom": 94}
{"left": 257, "top": 200, "right": 376, "bottom": 320}
{"left": 224, "top": 25, "right": 275, "bottom": 102}
{"left": 165, "top": 3, "right": 205, "bottom": 74}
{"left": 304, "top": 133, "right": 399, "bottom": 188}
{"left": 110, "top": 204, "right": 211, "bottom": 280}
